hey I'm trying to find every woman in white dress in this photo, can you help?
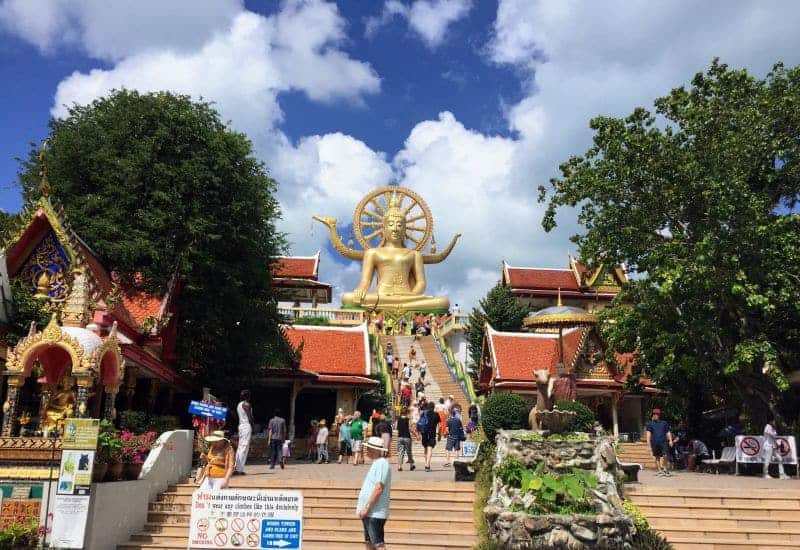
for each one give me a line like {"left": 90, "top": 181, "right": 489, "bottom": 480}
{"left": 234, "top": 390, "right": 254, "bottom": 475}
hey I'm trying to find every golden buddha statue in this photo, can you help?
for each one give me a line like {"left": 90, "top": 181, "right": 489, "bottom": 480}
{"left": 43, "top": 377, "right": 76, "bottom": 434}
{"left": 314, "top": 186, "right": 460, "bottom": 312}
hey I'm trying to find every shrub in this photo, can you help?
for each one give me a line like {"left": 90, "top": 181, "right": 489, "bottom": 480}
{"left": 481, "top": 392, "right": 530, "bottom": 441}
{"left": 120, "top": 410, "right": 149, "bottom": 433}
{"left": 555, "top": 400, "right": 595, "bottom": 433}
{"left": 631, "top": 526, "right": 673, "bottom": 549}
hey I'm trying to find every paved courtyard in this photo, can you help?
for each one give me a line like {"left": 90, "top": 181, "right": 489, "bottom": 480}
{"left": 635, "top": 468, "right": 800, "bottom": 489}
{"left": 234, "top": 459, "right": 462, "bottom": 482}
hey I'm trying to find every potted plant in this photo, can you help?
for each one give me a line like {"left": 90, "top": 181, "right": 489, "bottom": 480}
{"left": 121, "top": 430, "right": 158, "bottom": 480}
{"left": 0, "top": 516, "right": 41, "bottom": 549}
{"left": 94, "top": 420, "right": 122, "bottom": 482}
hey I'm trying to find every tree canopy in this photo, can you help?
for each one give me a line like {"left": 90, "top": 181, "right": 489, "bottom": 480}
{"left": 16, "top": 89, "right": 293, "bottom": 387}
{"left": 540, "top": 60, "right": 800, "bottom": 429}
{"left": 466, "top": 283, "right": 528, "bottom": 382}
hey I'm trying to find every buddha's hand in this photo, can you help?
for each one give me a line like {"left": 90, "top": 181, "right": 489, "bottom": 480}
{"left": 353, "top": 288, "right": 367, "bottom": 304}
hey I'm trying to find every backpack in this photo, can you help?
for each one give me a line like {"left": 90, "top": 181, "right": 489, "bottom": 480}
{"left": 416, "top": 412, "right": 430, "bottom": 433}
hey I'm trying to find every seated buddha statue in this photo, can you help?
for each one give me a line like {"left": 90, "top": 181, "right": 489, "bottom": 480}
{"left": 43, "top": 377, "right": 76, "bottom": 434}
{"left": 340, "top": 196, "right": 450, "bottom": 311}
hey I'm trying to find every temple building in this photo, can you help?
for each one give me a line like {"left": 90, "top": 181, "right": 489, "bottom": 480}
{"left": 501, "top": 257, "right": 627, "bottom": 312}
{"left": 272, "top": 252, "right": 332, "bottom": 307}
{"left": 0, "top": 183, "right": 189, "bottom": 477}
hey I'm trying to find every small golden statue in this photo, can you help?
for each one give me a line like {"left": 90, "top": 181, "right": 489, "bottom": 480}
{"left": 43, "top": 377, "right": 76, "bottom": 434}
{"left": 314, "top": 186, "right": 460, "bottom": 312}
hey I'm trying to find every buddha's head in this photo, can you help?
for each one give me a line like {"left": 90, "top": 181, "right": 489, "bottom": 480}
{"left": 382, "top": 193, "right": 406, "bottom": 246}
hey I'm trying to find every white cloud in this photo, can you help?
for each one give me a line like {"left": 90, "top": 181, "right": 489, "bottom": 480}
{"left": 365, "top": 0, "right": 471, "bottom": 49}
{"left": 0, "top": 0, "right": 243, "bottom": 61}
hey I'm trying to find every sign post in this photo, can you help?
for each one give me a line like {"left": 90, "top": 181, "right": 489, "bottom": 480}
{"left": 188, "top": 489, "right": 303, "bottom": 549}
{"left": 50, "top": 418, "right": 100, "bottom": 549}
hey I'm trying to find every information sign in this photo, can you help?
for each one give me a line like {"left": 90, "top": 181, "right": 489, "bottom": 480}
{"left": 50, "top": 495, "right": 91, "bottom": 548}
{"left": 62, "top": 418, "right": 100, "bottom": 450}
{"left": 188, "top": 489, "right": 303, "bottom": 549}
{"left": 735, "top": 435, "right": 797, "bottom": 464}
{"left": 462, "top": 442, "right": 478, "bottom": 457}
{"left": 189, "top": 401, "right": 228, "bottom": 420}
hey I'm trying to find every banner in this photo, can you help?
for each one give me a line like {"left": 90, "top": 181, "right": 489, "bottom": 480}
{"left": 735, "top": 435, "right": 797, "bottom": 464}
{"left": 50, "top": 418, "right": 99, "bottom": 549}
{"left": 188, "top": 489, "right": 303, "bottom": 549}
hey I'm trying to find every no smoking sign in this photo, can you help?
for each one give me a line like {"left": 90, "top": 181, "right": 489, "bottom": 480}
{"left": 740, "top": 436, "right": 760, "bottom": 456}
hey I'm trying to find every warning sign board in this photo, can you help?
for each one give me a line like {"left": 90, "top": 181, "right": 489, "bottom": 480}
{"left": 736, "top": 435, "right": 797, "bottom": 464}
{"left": 188, "top": 489, "right": 303, "bottom": 549}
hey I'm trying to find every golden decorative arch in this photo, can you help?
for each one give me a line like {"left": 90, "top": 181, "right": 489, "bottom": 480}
{"left": 92, "top": 322, "right": 125, "bottom": 391}
{"left": 5, "top": 314, "right": 85, "bottom": 377}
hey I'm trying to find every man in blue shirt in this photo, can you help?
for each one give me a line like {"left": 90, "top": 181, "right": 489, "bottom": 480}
{"left": 357, "top": 436, "right": 392, "bottom": 548}
{"left": 646, "top": 408, "right": 673, "bottom": 476}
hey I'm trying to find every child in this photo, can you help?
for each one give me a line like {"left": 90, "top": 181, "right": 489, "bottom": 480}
{"left": 281, "top": 439, "right": 291, "bottom": 467}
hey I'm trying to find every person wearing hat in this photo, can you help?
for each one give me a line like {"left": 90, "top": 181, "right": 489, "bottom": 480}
{"left": 316, "top": 419, "right": 330, "bottom": 464}
{"left": 197, "top": 431, "right": 234, "bottom": 491}
{"left": 646, "top": 409, "right": 673, "bottom": 476}
{"left": 357, "top": 436, "right": 392, "bottom": 549}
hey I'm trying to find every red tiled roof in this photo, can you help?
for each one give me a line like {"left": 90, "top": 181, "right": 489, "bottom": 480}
{"left": 121, "top": 291, "right": 163, "bottom": 326}
{"left": 283, "top": 324, "right": 370, "bottom": 377}
{"left": 273, "top": 254, "right": 319, "bottom": 280}
{"left": 504, "top": 264, "right": 580, "bottom": 291}
{"left": 316, "top": 375, "right": 378, "bottom": 386}
{"left": 487, "top": 326, "right": 586, "bottom": 381}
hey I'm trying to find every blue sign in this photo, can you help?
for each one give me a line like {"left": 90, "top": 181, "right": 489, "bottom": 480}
{"left": 462, "top": 442, "right": 478, "bottom": 457}
{"left": 261, "top": 519, "right": 301, "bottom": 548}
{"left": 187, "top": 400, "right": 228, "bottom": 420}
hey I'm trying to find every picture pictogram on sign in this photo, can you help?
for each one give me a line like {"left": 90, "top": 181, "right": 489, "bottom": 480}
{"left": 247, "top": 533, "right": 259, "bottom": 547}
{"left": 214, "top": 532, "right": 228, "bottom": 547}
{"left": 215, "top": 518, "right": 228, "bottom": 532}
{"left": 230, "top": 532, "right": 244, "bottom": 546}
{"left": 777, "top": 437, "right": 792, "bottom": 456}
{"left": 197, "top": 518, "right": 209, "bottom": 532}
{"left": 232, "top": 518, "right": 245, "bottom": 532}
{"left": 740, "top": 436, "right": 760, "bottom": 456}
{"left": 247, "top": 519, "right": 259, "bottom": 532}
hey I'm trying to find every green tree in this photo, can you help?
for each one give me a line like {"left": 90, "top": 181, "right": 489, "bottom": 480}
{"left": 15, "top": 90, "right": 293, "bottom": 386}
{"left": 466, "top": 284, "right": 528, "bottom": 383}
{"left": 540, "top": 60, "right": 800, "bottom": 428}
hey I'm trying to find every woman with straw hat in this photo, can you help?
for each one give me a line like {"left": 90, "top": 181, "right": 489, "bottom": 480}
{"left": 197, "top": 431, "right": 234, "bottom": 491}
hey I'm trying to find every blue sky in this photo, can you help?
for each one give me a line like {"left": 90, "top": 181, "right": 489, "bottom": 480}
{"left": 1, "top": 0, "right": 799, "bottom": 308}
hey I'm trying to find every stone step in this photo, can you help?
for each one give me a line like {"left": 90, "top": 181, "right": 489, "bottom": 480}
{"left": 636, "top": 505, "right": 800, "bottom": 520}
{"left": 631, "top": 496, "right": 800, "bottom": 509}
{"left": 155, "top": 494, "right": 473, "bottom": 509}
{"left": 669, "top": 539, "right": 799, "bottom": 550}
{"left": 655, "top": 528, "right": 800, "bottom": 543}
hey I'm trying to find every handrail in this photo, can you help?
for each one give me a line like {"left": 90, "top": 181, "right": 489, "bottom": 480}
{"left": 438, "top": 313, "right": 469, "bottom": 337}
{"left": 373, "top": 339, "right": 395, "bottom": 402}
{"left": 431, "top": 325, "right": 479, "bottom": 404}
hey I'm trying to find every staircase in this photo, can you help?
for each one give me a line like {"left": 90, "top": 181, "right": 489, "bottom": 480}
{"left": 629, "top": 486, "right": 800, "bottom": 549}
{"left": 619, "top": 442, "right": 654, "bottom": 469}
{"left": 117, "top": 478, "right": 477, "bottom": 549}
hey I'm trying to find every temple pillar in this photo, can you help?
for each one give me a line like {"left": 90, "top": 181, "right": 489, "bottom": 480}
{"left": 165, "top": 388, "right": 175, "bottom": 412}
{"left": 288, "top": 382, "right": 300, "bottom": 440}
{"left": 124, "top": 365, "right": 139, "bottom": 410}
{"left": 1, "top": 376, "right": 24, "bottom": 436}
{"left": 75, "top": 378, "right": 93, "bottom": 418}
{"left": 103, "top": 385, "right": 119, "bottom": 421}
{"left": 147, "top": 378, "right": 160, "bottom": 414}
{"left": 611, "top": 393, "right": 620, "bottom": 438}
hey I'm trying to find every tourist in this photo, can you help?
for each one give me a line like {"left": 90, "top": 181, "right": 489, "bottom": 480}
{"left": 686, "top": 438, "right": 711, "bottom": 471}
{"left": 444, "top": 408, "right": 465, "bottom": 467}
{"left": 408, "top": 345, "right": 417, "bottom": 366}
{"left": 316, "top": 419, "right": 330, "bottom": 464}
{"left": 452, "top": 401, "right": 462, "bottom": 421}
{"left": 307, "top": 420, "right": 319, "bottom": 461}
{"left": 351, "top": 411, "right": 365, "bottom": 465}
{"left": 396, "top": 407, "right": 416, "bottom": 472}
{"left": 387, "top": 349, "right": 396, "bottom": 378}
{"left": 267, "top": 409, "right": 286, "bottom": 470}
{"left": 453, "top": 303, "right": 460, "bottom": 314}
{"left": 334, "top": 407, "right": 346, "bottom": 435}
{"left": 418, "top": 360, "right": 427, "bottom": 381}
{"left": 414, "top": 378, "right": 425, "bottom": 396}
{"left": 338, "top": 416, "right": 353, "bottom": 464}
{"left": 375, "top": 414, "right": 392, "bottom": 458}
{"left": 419, "top": 401, "right": 441, "bottom": 472}
{"left": 468, "top": 402, "right": 479, "bottom": 426}
{"left": 424, "top": 318, "right": 431, "bottom": 335}
{"left": 645, "top": 409, "right": 673, "bottom": 477}
{"left": 281, "top": 439, "right": 291, "bottom": 467}
{"left": 444, "top": 395, "right": 453, "bottom": 412}
{"left": 234, "top": 389, "right": 253, "bottom": 476}
{"left": 357, "top": 437, "right": 392, "bottom": 550}
{"left": 400, "top": 380, "right": 412, "bottom": 408}
{"left": 197, "top": 430, "right": 234, "bottom": 491}
{"left": 402, "top": 362, "right": 412, "bottom": 381}
{"left": 762, "top": 417, "right": 789, "bottom": 480}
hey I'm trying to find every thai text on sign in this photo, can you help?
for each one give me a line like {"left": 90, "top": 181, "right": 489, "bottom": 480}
{"left": 735, "top": 435, "right": 797, "bottom": 464}
{"left": 188, "top": 489, "right": 303, "bottom": 549}
{"left": 188, "top": 400, "right": 228, "bottom": 421}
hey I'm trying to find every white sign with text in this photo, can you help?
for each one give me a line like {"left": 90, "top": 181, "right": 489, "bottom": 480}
{"left": 735, "top": 435, "right": 797, "bottom": 464}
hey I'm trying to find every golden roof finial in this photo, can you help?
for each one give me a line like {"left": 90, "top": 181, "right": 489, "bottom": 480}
{"left": 34, "top": 271, "right": 51, "bottom": 301}
{"left": 557, "top": 287, "right": 563, "bottom": 307}
{"left": 387, "top": 191, "right": 402, "bottom": 214}
{"left": 38, "top": 139, "right": 51, "bottom": 198}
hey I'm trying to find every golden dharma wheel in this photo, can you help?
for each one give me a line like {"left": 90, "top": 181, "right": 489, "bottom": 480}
{"left": 352, "top": 185, "right": 433, "bottom": 251}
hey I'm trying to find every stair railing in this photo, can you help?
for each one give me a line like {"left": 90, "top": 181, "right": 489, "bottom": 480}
{"left": 373, "top": 338, "right": 395, "bottom": 405}
{"left": 430, "top": 327, "right": 480, "bottom": 406}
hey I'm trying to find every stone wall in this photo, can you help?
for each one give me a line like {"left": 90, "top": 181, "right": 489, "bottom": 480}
{"left": 485, "top": 430, "right": 635, "bottom": 549}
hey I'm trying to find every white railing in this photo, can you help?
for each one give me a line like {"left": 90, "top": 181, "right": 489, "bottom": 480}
{"left": 439, "top": 313, "right": 469, "bottom": 336}
{"left": 278, "top": 306, "right": 366, "bottom": 325}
